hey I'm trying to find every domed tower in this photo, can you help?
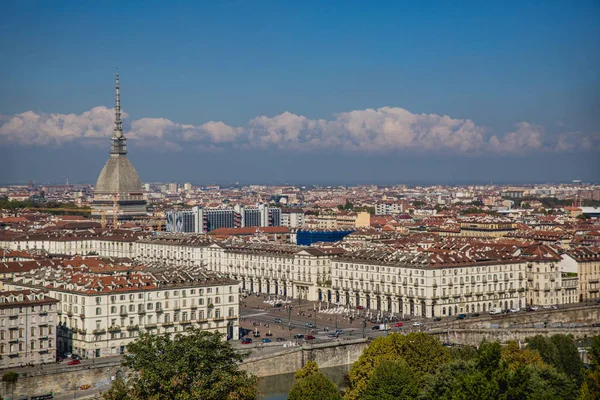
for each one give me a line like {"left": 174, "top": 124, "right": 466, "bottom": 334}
{"left": 91, "top": 72, "right": 147, "bottom": 223}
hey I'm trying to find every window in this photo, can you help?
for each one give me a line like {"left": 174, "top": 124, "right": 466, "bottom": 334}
{"left": 96, "top": 307, "right": 102, "bottom": 315}
{"left": 111, "top": 306, "right": 117, "bottom": 314}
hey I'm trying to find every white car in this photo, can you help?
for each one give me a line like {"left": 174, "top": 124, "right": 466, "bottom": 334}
{"left": 489, "top": 308, "right": 501, "bottom": 315}
{"left": 509, "top": 308, "right": 520, "bottom": 313}
{"left": 543, "top": 305, "right": 552, "bottom": 309}
{"left": 412, "top": 322, "right": 422, "bottom": 327}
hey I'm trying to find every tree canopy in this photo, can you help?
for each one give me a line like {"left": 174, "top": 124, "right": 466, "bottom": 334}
{"left": 288, "top": 362, "right": 340, "bottom": 400}
{"left": 102, "top": 329, "right": 257, "bottom": 400}
{"left": 344, "top": 333, "right": 449, "bottom": 400}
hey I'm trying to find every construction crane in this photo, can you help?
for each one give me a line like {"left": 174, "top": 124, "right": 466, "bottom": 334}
{"left": 100, "top": 209, "right": 107, "bottom": 229}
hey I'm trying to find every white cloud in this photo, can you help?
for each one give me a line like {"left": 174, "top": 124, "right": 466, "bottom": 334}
{"left": 0, "top": 106, "right": 596, "bottom": 154}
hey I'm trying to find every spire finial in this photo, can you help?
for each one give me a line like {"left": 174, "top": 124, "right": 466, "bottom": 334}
{"left": 114, "top": 68, "right": 122, "bottom": 136}
{"left": 110, "top": 70, "right": 127, "bottom": 155}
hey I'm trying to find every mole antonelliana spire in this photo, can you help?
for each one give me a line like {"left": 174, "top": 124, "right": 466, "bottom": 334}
{"left": 91, "top": 71, "right": 147, "bottom": 222}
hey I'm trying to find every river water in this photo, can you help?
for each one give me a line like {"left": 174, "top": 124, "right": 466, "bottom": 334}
{"left": 258, "top": 364, "right": 351, "bottom": 400}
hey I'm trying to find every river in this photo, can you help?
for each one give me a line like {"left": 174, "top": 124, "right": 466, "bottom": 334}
{"left": 258, "top": 364, "right": 351, "bottom": 400}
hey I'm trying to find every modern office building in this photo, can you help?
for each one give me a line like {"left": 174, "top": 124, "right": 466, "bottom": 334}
{"left": 166, "top": 205, "right": 281, "bottom": 233}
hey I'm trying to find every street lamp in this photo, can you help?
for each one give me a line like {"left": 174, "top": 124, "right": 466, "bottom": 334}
{"left": 288, "top": 306, "right": 292, "bottom": 330}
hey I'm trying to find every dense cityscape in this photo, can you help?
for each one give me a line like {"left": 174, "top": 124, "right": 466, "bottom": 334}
{"left": 2, "top": 1, "right": 600, "bottom": 399}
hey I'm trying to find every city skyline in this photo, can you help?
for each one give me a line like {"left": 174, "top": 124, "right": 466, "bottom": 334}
{"left": 1, "top": 1, "right": 599, "bottom": 183}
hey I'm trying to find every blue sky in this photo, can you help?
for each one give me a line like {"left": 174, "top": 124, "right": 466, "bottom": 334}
{"left": 1, "top": 1, "right": 599, "bottom": 184}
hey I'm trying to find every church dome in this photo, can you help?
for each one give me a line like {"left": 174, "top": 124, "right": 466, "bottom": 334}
{"left": 95, "top": 155, "right": 142, "bottom": 194}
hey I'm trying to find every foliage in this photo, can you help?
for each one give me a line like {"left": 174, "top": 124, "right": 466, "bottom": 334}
{"left": 420, "top": 341, "right": 578, "bottom": 400}
{"left": 580, "top": 336, "right": 600, "bottom": 400}
{"left": 294, "top": 361, "right": 320, "bottom": 380}
{"left": 288, "top": 362, "right": 340, "bottom": 400}
{"left": 1, "top": 372, "right": 18, "bottom": 384}
{"left": 550, "top": 334, "right": 584, "bottom": 385}
{"left": 103, "top": 329, "right": 257, "bottom": 400}
{"left": 500, "top": 341, "right": 544, "bottom": 371}
{"left": 362, "top": 360, "right": 421, "bottom": 400}
{"left": 526, "top": 334, "right": 584, "bottom": 385}
{"left": 344, "top": 333, "right": 449, "bottom": 400}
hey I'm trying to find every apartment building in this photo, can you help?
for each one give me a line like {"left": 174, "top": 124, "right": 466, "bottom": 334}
{"left": 564, "top": 247, "right": 600, "bottom": 301}
{"left": 0, "top": 289, "right": 58, "bottom": 369}
{"left": 329, "top": 249, "right": 528, "bottom": 318}
{"left": 206, "top": 243, "right": 331, "bottom": 302}
{"left": 0, "top": 230, "right": 146, "bottom": 259}
{"left": 3, "top": 263, "right": 239, "bottom": 359}
{"left": 459, "top": 216, "right": 517, "bottom": 237}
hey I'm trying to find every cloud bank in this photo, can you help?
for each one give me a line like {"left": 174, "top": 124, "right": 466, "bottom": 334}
{"left": 0, "top": 106, "right": 596, "bottom": 154}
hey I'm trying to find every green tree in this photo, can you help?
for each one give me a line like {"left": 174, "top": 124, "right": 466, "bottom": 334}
{"left": 362, "top": 360, "right": 421, "bottom": 400}
{"left": 344, "top": 333, "right": 448, "bottom": 400}
{"left": 580, "top": 335, "right": 600, "bottom": 400}
{"left": 288, "top": 362, "right": 340, "bottom": 400}
{"left": 550, "top": 334, "right": 584, "bottom": 386}
{"left": 500, "top": 341, "right": 544, "bottom": 371}
{"left": 103, "top": 329, "right": 257, "bottom": 400}
{"left": 420, "top": 360, "right": 498, "bottom": 400}
{"left": 526, "top": 335, "right": 560, "bottom": 367}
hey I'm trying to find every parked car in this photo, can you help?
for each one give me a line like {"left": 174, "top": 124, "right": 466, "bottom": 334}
{"left": 470, "top": 313, "right": 480, "bottom": 318}
{"left": 276, "top": 337, "right": 287, "bottom": 342}
{"left": 328, "top": 332, "right": 339, "bottom": 338}
{"left": 509, "top": 308, "right": 520, "bottom": 313}
{"left": 241, "top": 337, "right": 253, "bottom": 344}
{"left": 591, "top": 323, "right": 600, "bottom": 327}
{"left": 335, "top": 329, "right": 343, "bottom": 334}
{"left": 304, "top": 323, "right": 315, "bottom": 328}
{"left": 371, "top": 325, "right": 380, "bottom": 330}
{"left": 433, "top": 316, "right": 442, "bottom": 322}
{"left": 274, "top": 318, "right": 283, "bottom": 323}
{"left": 356, "top": 305, "right": 365, "bottom": 310}
{"left": 456, "top": 314, "right": 466, "bottom": 320}
{"left": 305, "top": 335, "right": 315, "bottom": 340}
{"left": 412, "top": 322, "right": 422, "bottom": 327}
{"left": 67, "top": 359, "right": 81, "bottom": 366}
{"left": 489, "top": 308, "right": 501, "bottom": 315}
{"left": 543, "top": 305, "right": 552, "bottom": 309}
{"left": 395, "top": 322, "right": 404, "bottom": 327}
{"left": 529, "top": 306, "right": 539, "bottom": 311}
{"left": 294, "top": 334, "right": 305, "bottom": 339}
{"left": 261, "top": 338, "right": 272, "bottom": 343}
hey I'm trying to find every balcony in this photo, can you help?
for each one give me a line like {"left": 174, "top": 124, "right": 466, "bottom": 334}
{"left": 144, "top": 323, "right": 157, "bottom": 330}
{"left": 120, "top": 311, "right": 128, "bottom": 317}
{"left": 162, "top": 322, "right": 174, "bottom": 327}
{"left": 8, "top": 326, "right": 18, "bottom": 331}
{"left": 40, "top": 335, "right": 49, "bottom": 340}
{"left": 93, "top": 328, "right": 106, "bottom": 335}
{"left": 79, "top": 314, "right": 85, "bottom": 319}
{"left": 190, "top": 305, "right": 198, "bottom": 309}
{"left": 226, "top": 315, "right": 238, "bottom": 320}
{"left": 197, "top": 319, "right": 208, "bottom": 323}
{"left": 213, "top": 317, "right": 225, "bottom": 322}
{"left": 9, "top": 315, "right": 18, "bottom": 320}
{"left": 39, "top": 311, "right": 48, "bottom": 316}
{"left": 127, "top": 325, "right": 139, "bottom": 331}
{"left": 108, "top": 325, "right": 121, "bottom": 333}
{"left": 8, "top": 352, "right": 19, "bottom": 358}
{"left": 180, "top": 320, "right": 192, "bottom": 325}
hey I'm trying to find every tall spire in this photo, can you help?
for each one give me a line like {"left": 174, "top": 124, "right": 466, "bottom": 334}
{"left": 114, "top": 69, "right": 123, "bottom": 137}
{"left": 110, "top": 70, "right": 127, "bottom": 155}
